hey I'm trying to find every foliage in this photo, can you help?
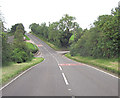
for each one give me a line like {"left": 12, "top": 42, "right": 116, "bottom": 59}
{"left": 24, "top": 35, "right": 30, "bottom": 40}
{"left": 29, "top": 14, "right": 77, "bottom": 48}
{"left": 9, "top": 23, "right": 25, "bottom": 35}
{"left": 2, "top": 24, "right": 34, "bottom": 65}
{"left": 2, "top": 32, "right": 12, "bottom": 64}
{"left": 11, "top": 24, "right": 33, "bottom": 63}
{"left": 70, "top": 7, "right": 119, "bottom": 58}
{"left": 26, "top": 42, "right": 38, "bottom": 53}
{"left": 2, "top": 57, "right": 44, "bottom": 84}
{"left": 11, "top": 48, "right": 28, "bottom": 63}
{"left": 65, "top": 53, "right": 119, "bottom": 75}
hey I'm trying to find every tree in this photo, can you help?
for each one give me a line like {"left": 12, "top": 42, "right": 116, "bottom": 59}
{"left": 57, "top": 14, "right": 76, "bottom": 47}
{"left": 29, "top": 23, "right": 39, "bottom": 34}
{"left": 58, "top": 14, "right": 76, "bottom": 33}
{"left": 29, "top": 14, "right": 78, "bottom": 47}
{"left": 12, "top": 24, "right": 33, "bottom": 63}
{"left": 70, "top": 7, "right": 119, "bottom": 58}
{"left": 10, "top": 23, "right": 25, "bottom": 35}
{"left": 2, "top": 32, "right": 12, "bottom": 64}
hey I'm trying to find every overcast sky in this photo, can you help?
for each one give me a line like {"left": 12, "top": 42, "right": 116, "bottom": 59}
{"left": 0, "top": 0, "right": 119, "bottom": 32}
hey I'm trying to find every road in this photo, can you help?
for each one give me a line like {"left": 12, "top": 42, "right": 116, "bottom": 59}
{"left": 2, "top": 33, "right": 118, "bottom": 96}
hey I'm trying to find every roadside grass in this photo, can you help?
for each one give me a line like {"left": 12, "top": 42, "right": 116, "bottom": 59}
{"left": 26, "top": 42, "right": 38, "bottom": 53}
{"left": 2, "top": 57, "right": 44, "bottom": 85}
{"left": 31, "top": 32, "right": 68, "bottom": 51}
{"left": 65, "top": 53, "right": 119, "bottom": 76}
{"left": 24, "top": 35, "right": 30, "bottom": 40}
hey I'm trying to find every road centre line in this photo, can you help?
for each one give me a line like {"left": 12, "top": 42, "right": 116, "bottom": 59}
{"left": 43, "top": 46, "right": 60, "bottom": 64}
{"left": 62, "top": 73, "right": 69, "bottom": 85}
{"left": 31, "top": 35, "right": 71, "bottom": 86}
{"left": 59, "top": 66, "right": 63, "bottom": 71}
{"left": 30, "top": 34, "right": 119, "bottom": 79}
{"left": 29, "top": 34, "right": 60, "bottom": 67}
{"left": 30, "top": 34, "right": 61, "bottom": 65}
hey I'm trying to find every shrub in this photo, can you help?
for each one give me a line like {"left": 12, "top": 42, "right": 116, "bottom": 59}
{"left": 11, "top": 48, "right": 32, "bottom": 63}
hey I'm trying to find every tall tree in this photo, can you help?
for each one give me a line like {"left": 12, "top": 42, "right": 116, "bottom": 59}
{"left": 10, "top": 23, "right": 25, "bottom": 35}
{"left": 58, "top": 14, "right": 76, "bottom": 33}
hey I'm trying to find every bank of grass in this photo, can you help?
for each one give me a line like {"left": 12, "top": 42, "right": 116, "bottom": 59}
{"left": 2, "top": 57, "right": 44, "bottom": 85}
{"left": 31, "top": 32, "right": 68, "bottom": 51}
{"left": 26, "top": 42, "right": 38, "bottom": 53}
{"left": 65, "top": 53, "right": 119, "bottom": 76}
{"left": 24, "top": 35, "right": 30, "bottom": 40}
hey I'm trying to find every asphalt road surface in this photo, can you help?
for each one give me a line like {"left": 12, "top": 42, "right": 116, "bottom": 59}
{"left": 2, "top": 33, "right": 118, "bottom": 96}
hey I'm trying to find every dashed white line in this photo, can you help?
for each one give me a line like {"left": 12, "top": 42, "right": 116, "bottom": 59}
{"left": 62, "top": 73, "right": 69, "bottom": 85}
{"left": 68, "top": 89, "right": 71, "bottom": 91}
{"left": 43, "top": 46, "right": 60, "bottom": 64}
{"left": 59, "top": 66, "right": 63, "bottom": 71}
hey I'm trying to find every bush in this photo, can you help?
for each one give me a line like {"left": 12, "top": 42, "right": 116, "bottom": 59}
{"left": 11, "top": 48, "right": 33, "bottom": 63}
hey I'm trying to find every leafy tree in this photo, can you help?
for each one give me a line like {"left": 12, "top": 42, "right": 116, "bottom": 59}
{"left": 29, "top": 23, "right": 39, "bottom": 34}
{"left": 58, "top": 14, "right": 76, "bottom": 32}
{"left": 10, "top": 23, "right": 25, "bottom": 35}
{"left": 29, "top": 14, "right": 80, "bottom": 48}
{"left": 11, "top": 24, "right": 33, "bottom": 63}
{"left": 70, "top": 7, "right": 119, "bottom": 58}
{"left": 2, "top": 32, "right": 12, "bottom": 64}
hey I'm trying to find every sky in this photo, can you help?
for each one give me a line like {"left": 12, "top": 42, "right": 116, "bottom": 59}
{"left": 0, "top": 0, "right": 119, "bottom": 32}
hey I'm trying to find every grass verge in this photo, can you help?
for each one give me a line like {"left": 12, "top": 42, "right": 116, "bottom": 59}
{"left": 26, "top": 42, "right": 38, "bottom": 53}
{"left": 65, "top": 53, "right": 119, "bottom": 76}
{"left": 24, "top": 35, "right": 30, "bottom": 40}
{"left": 2, "top": 57, "right": 44, "bottom": 85}
{"left": 31, "top": 32, "right": 68, "bottom": 51}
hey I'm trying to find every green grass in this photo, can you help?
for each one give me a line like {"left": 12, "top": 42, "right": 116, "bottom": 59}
{"left": 24, "top": 35, "right": 30, "bottom": 40}
{"left": 69, "top": 34, "right": 74, "bottom": 41}
{"left": 65, "top": 53, "right": 119, "bottom": 76}
{"left": 26, "top": 42, "right": 38, "bottom": 53}
{"left": 2, "top": 57, "right": 44, "bottom": 85}
{"left": 31, "top": 32, "right": 68, "bottom": 51}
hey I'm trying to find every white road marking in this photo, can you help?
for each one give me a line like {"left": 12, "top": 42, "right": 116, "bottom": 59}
{"left": 72, "top": 96, "right": 75, "bottom": 98}
{"left": 29, "top": 34, "right": 119, "bottom": 83}
{"left": 59, "top": 66, "right": 63, "bottom": 71}
{"left": 0, "top": 59, "right": 45, "bottom": 91}
{"left": 83, "top": 64, "right": 119, "bottom": 79}
{"left": 29, "top": 34, "right": 60, "bottom": 64}
{"left": 43, "top": 46, "right": 60, "bottom": 64}
{"left": 62, "top": 73, "right": 69, "bottom": 85}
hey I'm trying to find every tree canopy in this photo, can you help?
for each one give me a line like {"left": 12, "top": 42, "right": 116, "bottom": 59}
{"left": 70, "top": 6, "right": 119, "bottom": 58}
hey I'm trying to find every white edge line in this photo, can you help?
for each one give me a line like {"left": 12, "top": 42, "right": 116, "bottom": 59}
{"left": 31, "top": 34, "right": 119, "bottom": 79}
{"left": 30, "top": 33, "right": 60, "bottom": 64}
{"left": 0, "top": 59, "right": 45, "bottom": 91}
{"left": 83, "top": 64, "right": 119, "bottom": 79}
{"left": 64, "top": 55, "right": 119, "bottom": 79}
{"left": 43, "top": 46, "right": 60, "bottom": 64}
{"left": 62, "top": 73, "right": 69, "bottom": 85}
{"left": 59, "top": 66, "right": 63, "bottom": 71}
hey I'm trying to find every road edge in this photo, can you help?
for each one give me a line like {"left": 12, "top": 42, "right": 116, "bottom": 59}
{"left": 0, "top": 58, "right": 45, "bottom": 91}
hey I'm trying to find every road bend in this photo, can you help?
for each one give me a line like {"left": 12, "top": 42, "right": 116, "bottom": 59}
{"left": 2, "top": 33, "right": 118, "bottom": 96}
